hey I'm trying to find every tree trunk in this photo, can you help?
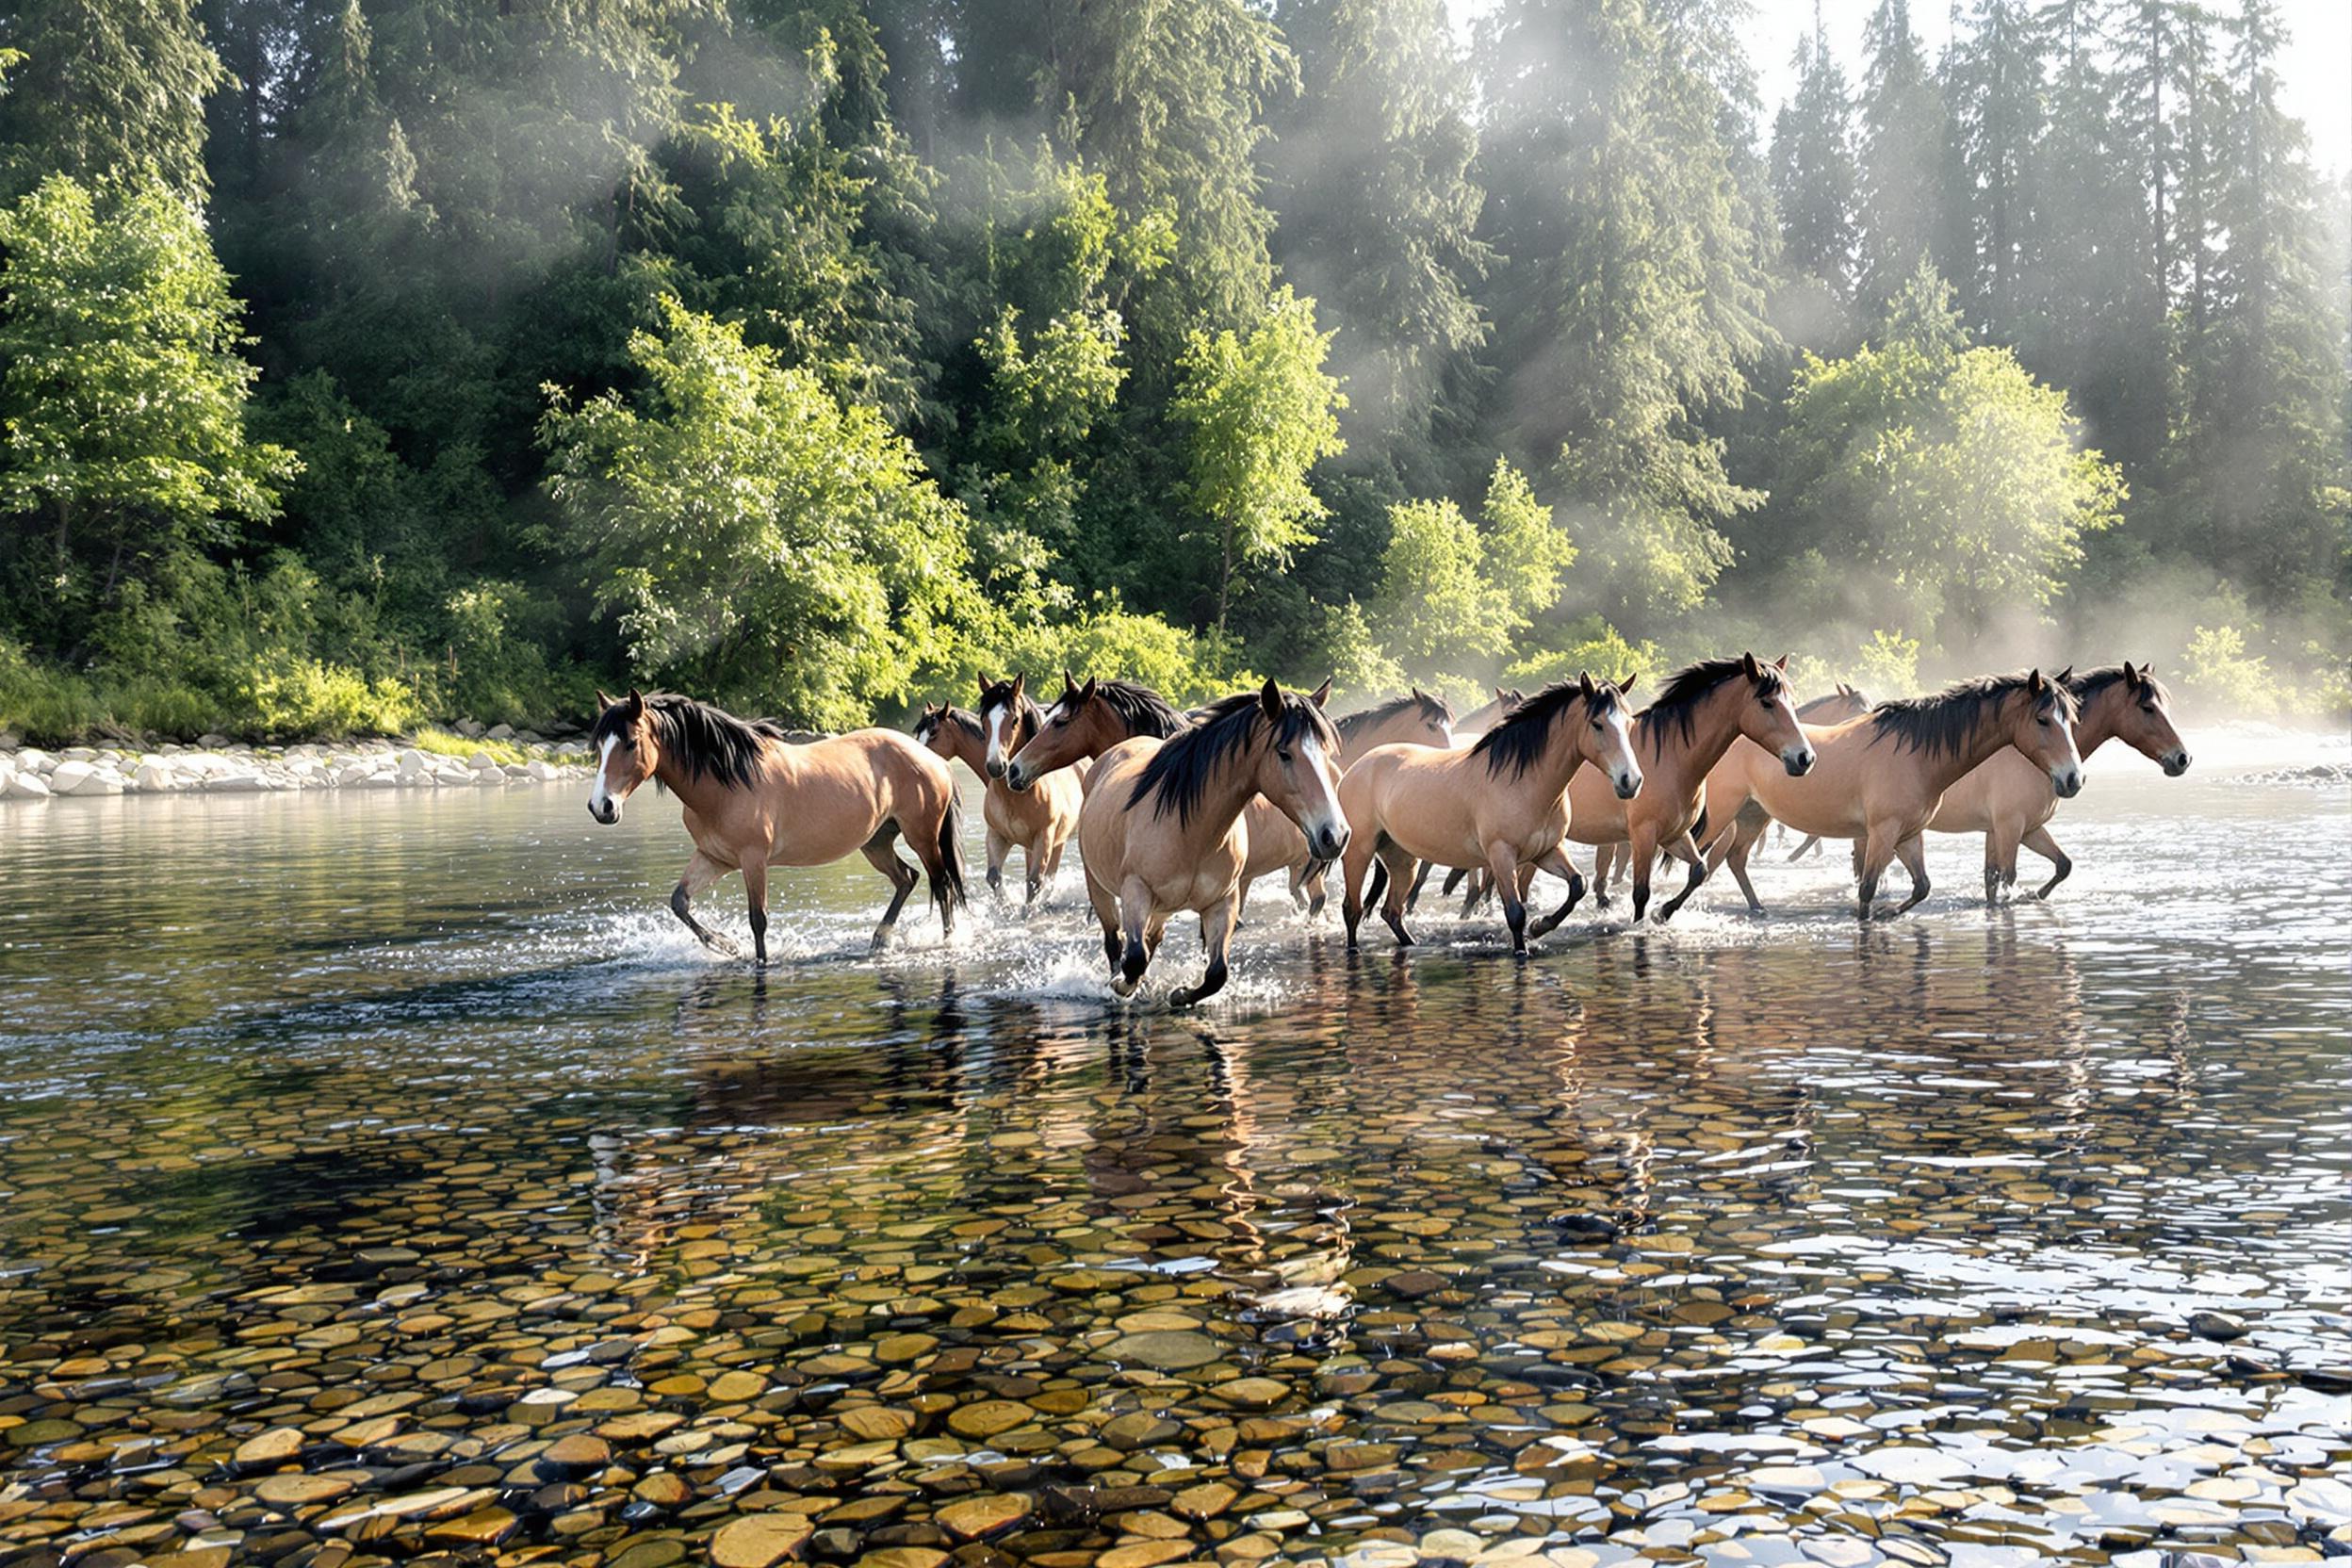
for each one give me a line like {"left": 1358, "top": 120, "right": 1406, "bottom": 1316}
{"left": 1216, "top": 519, "right": 1234, "bottom": 631}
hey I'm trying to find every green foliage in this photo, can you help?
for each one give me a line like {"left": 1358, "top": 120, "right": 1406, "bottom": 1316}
{"left": 542, "top": 296, "right": 974, "bottom": 728}
{"left": 1172, "top": 287, "right": 1347, "bottom": 627}
{"left": 0, "top": 0, "right": 223, "bottom": 199}
{"left": 1850, "top": 629, "right": 1922, "bottom": 695}
{"left": 1503, "top": 616, "right": 1660, "bottom": 690}
{"left": 990, "top": 603, "right": 1256, "bottom": 711}
{"left": 2180, "top": 624, "right": 2277, "bottom": 717}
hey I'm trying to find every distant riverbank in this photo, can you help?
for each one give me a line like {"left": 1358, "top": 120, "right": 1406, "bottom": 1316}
{"left": 0, "top": 725, "right": 594, "bottom": 800}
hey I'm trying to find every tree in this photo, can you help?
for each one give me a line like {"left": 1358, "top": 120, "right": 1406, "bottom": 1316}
{"left": 1472, "top": 0, "right": 1772, "bottom": 632}
{"left": 1269, "top": 0, "right": 1490, "bottom": 475}
{"left": 1944, "top": 0, "right": 2045, "bottom": 335}
{"left": 1777, "top": 262, "right": 2125, "bottom": 645}
{"left": 540, "top": 296, "right": 975, "bottom": 727}
{"left": 1171, "top": 288, "right": 1347, "bottom": 629}
{"left": 1372, "top": 455, "right": 1572, "bottom": 676}
{"left": 1854, "top": 0, "right": 1955, "bottom": 311}
{"left": 0, "top": 176, "right": 297, "bottom": 650}
{"left": 0, "top": 0, "right": 224, "bottom": 200}
{"left": 1772, "top": 8, "right": 1859, "bottom": 296}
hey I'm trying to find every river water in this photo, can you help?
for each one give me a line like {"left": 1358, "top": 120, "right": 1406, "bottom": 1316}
{"left": 1, "top": 729, "right": 2345, "bottom": 1568}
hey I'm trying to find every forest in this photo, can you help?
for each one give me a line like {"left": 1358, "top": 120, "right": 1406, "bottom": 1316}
{"left": 0, "top": 0, "right": 2343, "bottom": 742}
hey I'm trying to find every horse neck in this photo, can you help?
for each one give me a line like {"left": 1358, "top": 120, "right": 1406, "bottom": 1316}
{"left": 1923, "top": 697, "right": 2035, "bottom": 791}
{"left": 2069, "top": 687, "right": 2124, "bottom": 758}
{"left": 1642, "top": 686, "right": 1744, "bottom": 786}
{"left": 652, "top": 747, "right": 743, "bottom": 818}
{"left": 1525, "top": 709, "right": 1599, "bottom": 797}
{"left": 939, "top": 719, "right": 987, "bottom": 774}
{"left": 1171, "top": 737, "right": 1271, "bottom": 842}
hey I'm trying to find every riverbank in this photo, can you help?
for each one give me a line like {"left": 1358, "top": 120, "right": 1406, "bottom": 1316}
{"left": 0, "top": 727, "right": 594, "bottom": 800}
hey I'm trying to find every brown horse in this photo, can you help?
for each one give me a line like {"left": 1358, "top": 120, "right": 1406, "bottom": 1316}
{"left": 1003, "top": 673, "right": 1190, "bottom": 791}
{"left": 1340, "top": 674, "right": 1642, "bottom": 953}
{"left": 1930, "top": 662, "right": 2188, "bottom": 901}
{"left": 588, "top": 689, "right": 965, "bottom": 961}
{"left": 1780, "top": 684, "right": 1877, "bottom": 862}
{"left": 1567, "top": 655, "right": 1815, "bottom": 922}
{"left": 1335, "top": 689, "right": 1457, "bottom": 755}
{"left": 1408, "top": 688, "right": 1522, "bottom": 911}
{"left": 1079, "top": 681, "right": 1348, "bottom": 1006}
{"left": 1678, "top": 670, "right": 2084, "bottom": 922}
{"left": 912, "top": 675, "right": 1081, "bottom": 906}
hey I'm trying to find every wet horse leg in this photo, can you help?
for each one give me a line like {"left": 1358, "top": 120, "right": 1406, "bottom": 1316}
{"left": 1171, "top": 891, "right": 1239, "bottom": 1008}
{"left": 669, "top": 851, "right": 742, "bottom": 956}
{"left": 1404, "top": 859, "right": 1435, "bottom": 912}
{"left": 1788, "top": 833, "right": 1823, "bottom": 862}
{"left": 2023, "top": 825, "right": 2072, "bottom": 899}
{"left": 1112, "top": 876, "right": 1156, "bottom": 996}
{"left": 1484, "top": 841, "right": 1531, "bottom": 954}
{"left": 860, "top": 826, "right": 921, "bottom": 951}
{"left": 1723, "top": 803, "right": 1772, "bottom": 912}
{"left": 1983, "top": 824, "right": 2020, "bottom": 906}
{"left": 1086, "top": 873, "right": 1122, "bottom": 973}
{"left": 984, "top": 825, "right": 1011, "bottom": 904}
{"left": 1592, "top": 841, "right": 1616, "bottom": 906}
{"left": 1378, "top": 842, "right": 1420, "bottom": 947}
{"left": 1856, "top": 821, "right": 1901, "bottom": 920}
{"left": 741, "top": 859, "right": 771, "bottom": 967}
{"left": 1524, "top": 845, "right": 1589, "bottom": 939}
{"left": 1888, "top": 832, "right": 1933, "bottom": 915}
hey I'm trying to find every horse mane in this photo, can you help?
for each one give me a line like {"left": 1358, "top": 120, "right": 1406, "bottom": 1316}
{"left": 2067, "top": 663, "right": 2170, "bottom": 708}
{"left": 1336, "top": 690, "right": 1454, "bottom": 745}
{"left": 1870, "top": 672, "right": 2078, "bottom": 758}
{"left": 1640, "top": 658, "right": 1781, "bottom": 745}
{"left": 915, "top": 705, "right": 984, "bottom": 747}
{"left": 1796, "top": 688, "right": 1866, "bottom": 718}
{"left": 1128, "top": 688, "right": 1339, "bottom": 825}
{"left": 596, "top": 693, "right": 787, "bottom": 789}
{"left": 1472, "top": 678, "right": 1623, "bottom": 778}
{"left": 1083, "top": 678, "right": 1189, "bottom": 739}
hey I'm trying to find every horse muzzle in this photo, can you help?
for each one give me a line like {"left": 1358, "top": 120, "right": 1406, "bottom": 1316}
{"left": 1612, "top": 770, "right": 1643, "bottom": 800}
{"left": 588, "top": 800, "right": 620, "bottom": 825}
{"left": 1312, "top": 824, "right": 1350, "bottom": 861}
{"left": 2163, "top": 750, "right": 2191, "bottom": 776}
{"left": 2050, "top": 767, "right": 2083, "bottom": 799}
{"left": 1003, "top": 763, "right": 1034, "bottom": 792}
{"left": 1782, "top": 745, "right": 1817, "bottom": 776}
{"left": 985, "top": 758, "right": 1008, "bottom": 780}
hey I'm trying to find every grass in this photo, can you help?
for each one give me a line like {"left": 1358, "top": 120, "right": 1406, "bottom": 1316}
{"left": 408, "top": 727, "right": 541, "bottom": 766}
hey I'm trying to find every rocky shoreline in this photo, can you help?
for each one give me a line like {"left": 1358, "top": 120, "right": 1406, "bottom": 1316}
{"left": 0, "top": 725, "right": 595, "bottom": 800}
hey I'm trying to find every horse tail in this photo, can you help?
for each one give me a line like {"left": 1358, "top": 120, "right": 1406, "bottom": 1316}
{"left": 931, "top": 792, "right": 968, "bottom": 916}
{"left": 1690, "top": 807, "right": 1709, "bottom": 850}
{"left": 1365, "top": 858, "right": 1390, "bottom": 908}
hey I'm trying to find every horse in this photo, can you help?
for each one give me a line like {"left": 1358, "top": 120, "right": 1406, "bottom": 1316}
{"left": 1335, "top": 689, "right": 1457, "bottom": 755}
{"left": 1779, "top": 684, "right": 1877, "bottom": 862}
{"left": 1003, "top": 672, "right": 1191, "bottom": 790}
{"left": 1565, "top": 655, "right": 1816, "bottom": 923}
{"left": 587, "top": 689, "right": 966, "bottom": 961}
{"left": 1928, "top": 662, "right": 2188, "bottom": 901}
{"left": 1674, "top": 670, "right": 2084, "bottom": 922}
{"left": 912, "top": 675, "right": 1082, "bottom": 906}
{"left": 1408, "top": 688, "right": 1522, "bottom": 911}
{"left": 1078, "top": 681, "right": 1348, "bottom": 1007}
{"left": 1339, "top": 674, "right": 1642, "bottom": 954}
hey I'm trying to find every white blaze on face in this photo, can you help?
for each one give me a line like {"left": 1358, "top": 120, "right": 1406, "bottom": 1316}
{"left": 984, "top": 704, "right": 1013, "bottom": 773}
{"left": 1603, "top": 706, "right": 1642, "bottom": 796}
{"left": 1296, "top": 732, "right": 1348, "bottom": 850}
{"left": 587, "top": 733, "right": 619, "bottom": 816}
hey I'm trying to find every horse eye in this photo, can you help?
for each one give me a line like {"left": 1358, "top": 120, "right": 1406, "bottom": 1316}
{"left": 1277, "top": 747, "right": 1294, "bottom": 763}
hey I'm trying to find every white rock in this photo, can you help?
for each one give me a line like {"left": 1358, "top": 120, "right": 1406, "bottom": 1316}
{"left": 485, "top": 723, "right": 514, "bottom": 740}
{"left": 204, "top": 773, "right": 267, "bottom": 792}
{"left": 134, "top": 761, "right": 180, "bottom": 792}
{"left": 19, "top": 748, "right": 56, "bottom": 774}
{"left": 361, "top": 773, "right": 398, "bottom": 790}
{"left": 467, "top": 750, "right": 502, "bottom": 771}
{"left": 397, "top": 748, "right": 429, "bottom": 776}
{"left": 49, "top": 760, "right": 97, "bottom": 794}
{"left": 4, "top": 772, "right": 52, "bottom": 799}
{"left": 335, "top": 764, "right": 376, "bottom": 787}
{"left": 526, "top": 760, "right": 560, "bottom": 782}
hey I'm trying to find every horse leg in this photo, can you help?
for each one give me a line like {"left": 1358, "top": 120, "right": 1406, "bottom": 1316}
{"left": 1525, "top": 846, "right": 1588, "bottom": 939}
{"left": 1659, "top": 814, "right": 1734, "bottom": 923}
{"left": 1343, "top": 838, "right": 1379, "bottom": 950}
{"left": 1171, "top": 892, "right": 1239, "bottom": 1008}
{"left": 1723, "top": 804, "right": 1772, "bottom": 913}
{"left": 1788, "top": 833, "right": 1822, "bottom": 863}
{"left": 860, "top": 828, "right": 921, "bottom": 951}
{"left": 1302, "top": 860, "right": 1329, "bottom": 920}
{"left": 2024, "top": 826, "right": 2072, "bottom": 899}
{"left": 1648, "top": 830, "right": 1707, "bottom": 924}
{"left": 1087, "top": 874, "right": 1122, "bottom": 974}
{"left": 741, "top": 859, "right": 771, "bottom": 967}
{"left": 1889, "top": 833, "right": 1933, "bottom": 916}
{"left": 1440, "top": 866, "right": 1469, "bottom": 905}
{"left": 669, "top": 851, "right": 741, "bottom": 957}
{"left": 1380, "top": 845, "right": 1420, "bottom": 947}
{"left": 1982, "top": 823, "right": 2021, "bottom": 906}
{"left": 1482, "top": 842, "right": 1530, "bottom": 954}
{"left": 1856, "top": 823, "right": 1901, "bottom": 921}
{"left": 1405, "top": 859, "right": 1435, "bottom": 913}
{"left": 1461, "top": 866, "right": 1488, "bottom": 920}
{"left": 1112, "top": 876, "right": 1154, "bottom": 996}
{"left": 1592, "top": 842, "right": 1615, "bottom": 906}
{"left": 983, "top": 826, "right": 1010, "bottom": 905}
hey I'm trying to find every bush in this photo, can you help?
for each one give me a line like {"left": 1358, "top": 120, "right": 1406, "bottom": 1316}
{"left": 2180, "top": 625, "right": 2278, "bottom": 719}
{"left": 1849, "top": 629, "right": 1920, "bottom": 696}
{"left": 1505, "top": 615, "right": 1659, "bottom": 691}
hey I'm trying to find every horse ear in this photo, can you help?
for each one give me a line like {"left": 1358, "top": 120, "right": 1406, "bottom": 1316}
{"left": 1260, "top": 677, "right": 1284, "bottom": 721}
{"left": 1079, "top": 677, "right": 1098, "bottom": 700}
{"left": 2053, "top": 664, "right": 2073, "bottom": 689}
{"left": 1062, "top": 668, "right": 1081, "bottom": 699}
{"left": 596, "top": 689, "right": 615, "bottom": 712}
{"left": 625, "top": 688, "right": 645, "bottom": 717}
{"left": 1740, "top": 651, "right": 1760, "bottom": 678}
{"left": 2124, "top": 662, "right": 2145, "bottom": 688}
{"left": 1577, "top": 671, "right": 1595, "bottom": 698}
{"left": 1309, "top": 675, "right": 1332, "bottom": 708}
{"left": 1774, "top": 652, "right": 1791, "bottom": 671}
{"left": 1009, "top": 672, "right": 1024, "bottom": 702}
{"left": 2027, "top": 669, "right": 2047, "bottom": 694}
{"left": 1619, "top": 672, "right": 1638, "bottom": 696}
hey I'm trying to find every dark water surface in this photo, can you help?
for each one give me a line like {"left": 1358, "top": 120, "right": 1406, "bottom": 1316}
{"left": 2, "top": 742, "right": 2346, "bottom": 1568}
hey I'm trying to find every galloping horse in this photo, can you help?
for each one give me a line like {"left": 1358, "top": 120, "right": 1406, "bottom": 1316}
{"left": 1003, "top": 673, "right": 1190, "bottom": 790}
{"left": 1929, "top": 662, "right": 2188, "bottom": 901}
{"left": 1340, "top": 674, "right": 1642, "bottom": 953}
{"left": 1409, "top": 688, "right": 1521, "bottom": 911}
{"left": 1677, "top": 670, "right": 2084, "bottom": 922}
{"left": 913, "top": 675, "right": 1081, "bottom": 906}
{"left": 1079, "top": 681, "right": 1348, "bottom": 1006}
{"left": 1569, "top": 655, "right": 1816, "bottom": 922}
{"left": 588, "top": 689, "right": 965, "bottom": 961}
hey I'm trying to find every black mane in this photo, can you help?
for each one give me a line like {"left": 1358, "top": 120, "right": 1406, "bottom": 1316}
{"left": 1336, "top": 691, "right": 1454, "bottom": 745}
{"left": 1640, "top": 658, "right": 1781, "bottom": 745}
{"left": 1128, "top": 688, "right": 1339, "bottom": 825}
{"left": 2068, "top": 663, "right": 2170, "bottom": 707}
{"left": 596, "top": 693, "right": 786, "bottom": 789}
{"left": 1471, "top": 678, "right": 1623, "bottom": 778}
{"left": 1870, "top": 672, "right": 2078, "bottom": 758}
{"left": 1071, "top": 678, "right": 1189, "bottom": 739}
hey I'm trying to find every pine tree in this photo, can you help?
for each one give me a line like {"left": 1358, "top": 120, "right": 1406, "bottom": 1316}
{"left": 1944, "top": 0, "right": 2046, "bottom": 335}
{"left": 1854, "top": 0, "right": 1954, "bottom": 312}
{"left": 0, "top": 0, "right": 225, "bottom": 199}
{"left": 1771, "top": 5, "right": 1859, "bottom": 296}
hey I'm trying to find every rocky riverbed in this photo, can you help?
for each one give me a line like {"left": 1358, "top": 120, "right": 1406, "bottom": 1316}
{"left": 0, "top": 727, "right": 593, "bottom": 800}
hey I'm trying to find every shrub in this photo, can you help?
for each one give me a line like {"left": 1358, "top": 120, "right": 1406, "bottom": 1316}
{"left": 2180, "top": 626, "right": 2278, "bottom": 719}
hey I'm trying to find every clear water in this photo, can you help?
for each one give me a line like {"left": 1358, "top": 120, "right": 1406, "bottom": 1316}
{"left": 1, "top": 731, "right": 2345, "bottom": 1568}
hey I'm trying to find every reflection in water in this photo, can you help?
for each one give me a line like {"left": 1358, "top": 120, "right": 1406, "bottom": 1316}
{"left": 0, "top": 775, "right": 2345, "bottom": 1568}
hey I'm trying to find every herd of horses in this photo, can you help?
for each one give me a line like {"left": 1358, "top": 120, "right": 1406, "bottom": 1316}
{"left": 584, "top": 655, "right": 2190, "bottom": 1005}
